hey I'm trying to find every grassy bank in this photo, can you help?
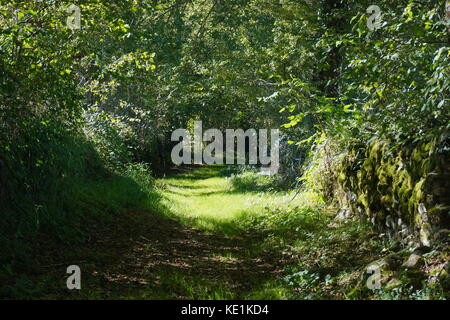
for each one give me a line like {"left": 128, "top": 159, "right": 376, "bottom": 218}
{"left": 1, "top": 165, "right": 447, "bottom": 299}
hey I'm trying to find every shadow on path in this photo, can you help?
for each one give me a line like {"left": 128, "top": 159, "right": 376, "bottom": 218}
{"left": 61, "top": 209, "right": 290, "bottom": 299}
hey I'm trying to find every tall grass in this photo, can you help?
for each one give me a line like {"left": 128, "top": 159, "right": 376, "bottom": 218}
{"left": 0, "top": 122, "right": 159, "bottom": 291}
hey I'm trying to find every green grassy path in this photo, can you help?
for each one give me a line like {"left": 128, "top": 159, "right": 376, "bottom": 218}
{"left": 35, "top": 165, "right": 301, "bottom": 299}
{"left": 160, "top": 166, "right": 251, "bottom": 233}
{"left": 6, "top": 166, "right": 443, "bottom": 300}
{"left": 160, "top": 165, "right": 282, "bottom": 234}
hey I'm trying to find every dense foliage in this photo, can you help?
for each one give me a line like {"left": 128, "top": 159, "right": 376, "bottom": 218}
{"left": 0, "top": 0, "right": 448, "bottom": 293}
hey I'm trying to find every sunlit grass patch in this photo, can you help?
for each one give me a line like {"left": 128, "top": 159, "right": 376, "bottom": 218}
{"left": 209, "top": 252, "right": 240, "bottom": 263}
{"left": 157, "top": 165, "right": 324, "bottom": 236}
{"left": 153, "top": 270, "right": 236, "bottom": 300}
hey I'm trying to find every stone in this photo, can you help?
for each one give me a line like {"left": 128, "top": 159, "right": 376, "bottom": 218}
{"left": 360, "top": 268, "right": 394, "bottom": 290}
{"left": 367, "top": 255, "right": 398, "bottom": 272}
{"left": 419, "top": 223, "right": 432, "bottom": 247}
{"left": 402, "top": 253, "right": 424, "bottom": 270}
{"left": 418, "top": 203, "right": 427, "bottom": 215}
{"left": 385, "top": 277, "right": 402, "bottom": 290}
{"left": 360, "top": 255, "right": 400, "bottom": 289}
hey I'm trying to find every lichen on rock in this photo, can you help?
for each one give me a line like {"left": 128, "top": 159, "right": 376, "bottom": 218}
{"left": 333, "top": 134, "right": 450, "bottom": 246}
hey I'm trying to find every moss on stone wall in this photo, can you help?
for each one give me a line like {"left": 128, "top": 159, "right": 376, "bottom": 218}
{"left": 335, "top": 134, "right": 450, "bottom": 247}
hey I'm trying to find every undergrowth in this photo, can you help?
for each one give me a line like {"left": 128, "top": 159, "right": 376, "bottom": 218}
{"left": 225, "top": 167, "right": 448, "bottom": 300}
{"left": 0, "top": 143, "right": 159, "bottom": 298}
{"left": 1, "top": 165, "right": 447, "bottom": 300}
